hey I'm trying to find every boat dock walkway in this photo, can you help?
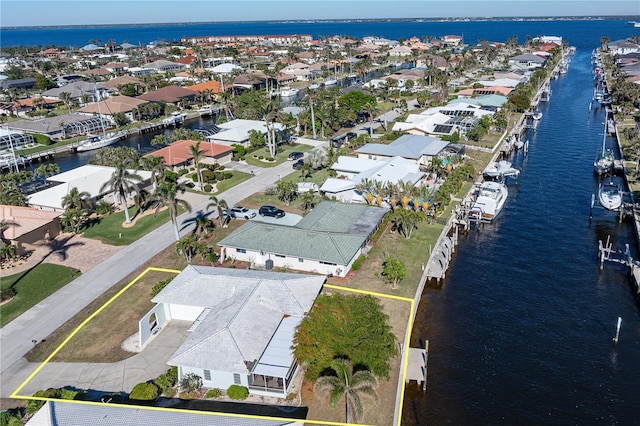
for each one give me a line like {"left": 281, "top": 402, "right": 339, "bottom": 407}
{"left": 405, "top": 341, "right": 429, "bottom": 391}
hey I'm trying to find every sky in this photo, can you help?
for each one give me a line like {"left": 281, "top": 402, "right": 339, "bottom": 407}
{"left": 2, "top": 0, "right": 639, "bottom": 27}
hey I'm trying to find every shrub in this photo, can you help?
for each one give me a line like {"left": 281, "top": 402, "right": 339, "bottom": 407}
{"left": 223, "top": 172, "right": 232, "bottom": 179}
{"left": 59, "top": 388, "right": 84, "bottom": 400}
{"left": 185, "top": 182, "right": 195, "bottom": 188}
{"left": 201, "top": 169, "right": 215, "bottom": 182}
{"left": 203, "top": 184, "right": 213, "bottom": 192}
{"left": 205, "top": 388, "right": 222, "bottom": 398}
{"left": 27, "top": 389, "right": 61, "bottom": 413}
{"left": 1, "top": 287, "right": 16, "bottom": 302}
{"left": 214, "top": 172, "right": 225, "bottom": 180}
{"left": 190, "top": 172, "right": 198, "bottom": 182}
{"left": 28, "top": 132, "right": 52, "bottom": 145}
{"left": 95, "top": 200, "right": 112, "bottom": 215}
{"left": 180, "top": 373, "right": 202, "bottom": 393}
{"left": 351, "top": 255, "right": 366, "bottom": 271}
{"left": 150, "top": 277, "right": 173, "bottom": 298}
{"left": 129, "top": 382, "right": 160, "bottom": 400}
{"left": 154, "top": 367, "right": 178, "bottom": 394}
{"left": 226, "top": 385, "right": 249, "bottom": 400}
{"left": 178, "top": 169, "right": 189, "bottom": 176}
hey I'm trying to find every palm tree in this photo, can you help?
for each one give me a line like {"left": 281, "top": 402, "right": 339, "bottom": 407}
{"left": 35, "top": 163, "right": 61, "bottom": 179}
{"left": 61, "top": 186, "right": 91, "bottom": 211}
{"left": 176, "top": 234, "right": 206, "bottom": 264}
{"left": 206, "top": 195, "right": 229, "bottom": 227}
{"left": 139, "top": 155, "right": 165, "bottom": 190}
{"left": 314, "top": 358, "right": 378, "bottom": 424}
{"left": 188, "top": 141, "right": 206, "bottom": 189}
{"left": 150, "top": 176, "right": 192, "bottom": 241}
{"left": 99, "top": 163, "right": 143, "bottom": 224}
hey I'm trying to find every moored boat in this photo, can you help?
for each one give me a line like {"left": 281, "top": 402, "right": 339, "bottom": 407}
{"left": 598, "top": 181, "right": 623, "bottom": 210}
{"left": 483, "top": 160, "right": 520, "bottom": 180}
{"left": 469, "top": 181, "right": 508, "bottom": 222}
{"left": 76, "top": 131, "right": 124, "bottom": 152}
{"left": 279, "top": 87, "right": 299, "bottom": 97}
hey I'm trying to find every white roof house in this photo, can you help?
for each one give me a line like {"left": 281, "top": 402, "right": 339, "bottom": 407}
{"left": 356, "top": 134, "right": 449, "bottom": 166}
{"left": 209, "top": 63, "right": 242, "bottom": 74}
{"left": 27, "top": 165, "right": 152, "bottom": 211}
{"left": 142, "top": 266, "right": 325, "bottom": 399}
{"left": 27, "top": 400, "right": 302, "bottom": 426}
{"left": 206, "top": 119, "right": 285, "bottom": 146}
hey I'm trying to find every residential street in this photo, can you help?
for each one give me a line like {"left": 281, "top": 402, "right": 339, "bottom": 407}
{"left": 0, "top": 149, "right": 320, "bottom": 398}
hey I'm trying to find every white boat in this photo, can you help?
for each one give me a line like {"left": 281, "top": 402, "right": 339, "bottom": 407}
{"left": 76, "top": 131, "right": 124, "bottom": 152}
{"left": 162, "top": 111, "right": 188, "bottom": 126}
{"left": 469, "top": 181, "right": 508, "bottom": 222}
{"left": 0, "top": 151, "right": 26, "bottom": 170}
{"left": 483, "top": 160, "right": 520, "bottom": 179}
{"left": 77, "top": 86, "right": 126, "bottom": 152}
{"left": 198, "top": 105, "right": 214, "bottom": 116}
{"left": 308, "top": 83, "right": 320, "bottom": 90}
{"left": 531, "top": 109, "right": 543, "bottom": 120}
{"left": 594, "top": 121, "right": 613, "bottom": 175}
{"left": 324, "top": 79, "right": 338, "bottom": 87}
{"left": 279, "top": 87, "right": 299, "bottom": 97}
{"left": 598, "top": 181, "right": 623, "bottom": 210}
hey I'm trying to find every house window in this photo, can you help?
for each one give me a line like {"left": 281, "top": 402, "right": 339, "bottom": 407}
{"left": 275, "top": 254, "right": 285, "bottom": 258}
{"left": 320, "top": 261, "right": 337, "bottom": 266}
{"left": 298, "top": 258, "right": 304, "bottom": 263}
{"left": 233, "top": 373, "right": 241, "bottom": 385}
{"left": 204, "top": 370, "right": 211, "bottom": 381}
{"left": 236, "top": 248, "right": 246, "bottom": 254}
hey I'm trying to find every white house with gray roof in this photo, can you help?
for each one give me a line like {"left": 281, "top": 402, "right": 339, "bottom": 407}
{"left": 138, "top": 266, "right": 325, "bottom": 399}
{"left": 218, "top": 201, "right": 387, "bottom": 277}
{"left": 356, "top": 134, "right": 449, "bottom": 166}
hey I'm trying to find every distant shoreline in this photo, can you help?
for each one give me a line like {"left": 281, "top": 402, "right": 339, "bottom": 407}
{"left": 3, "top": 15, "right": 638, "bottom": 31}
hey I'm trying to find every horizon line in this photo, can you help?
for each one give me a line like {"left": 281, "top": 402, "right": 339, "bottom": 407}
{"left": 3, "top": 14, "right": 639, "bottom": 31}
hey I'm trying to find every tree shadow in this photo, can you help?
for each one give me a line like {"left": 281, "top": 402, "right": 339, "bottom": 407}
{"left": 8, "top": 234, "right": 84, "bottom": 291}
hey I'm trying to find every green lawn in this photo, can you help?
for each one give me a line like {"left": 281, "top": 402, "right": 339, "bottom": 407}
{"left": 81, "top": 206, "right": 173, "bottom": 246}
{"left": 244, "top": 143, "right": 313, "bottom": 168}
{"left": 0, "top": 264, "right": 81, "bottom": 327}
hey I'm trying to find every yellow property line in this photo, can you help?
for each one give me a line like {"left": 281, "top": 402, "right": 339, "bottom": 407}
{"left": 10, "top": 267, "right": 180, "bottom": 398}
{"left": 12, "top": 271, "right": 412, "bottom": 426}
{"left": 324, "top": 283, "right": 415, "bottom": 426}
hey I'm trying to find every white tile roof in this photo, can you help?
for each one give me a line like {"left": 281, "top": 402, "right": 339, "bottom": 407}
{"left": 154, "top": 266, "right": 324, "bottom": 373}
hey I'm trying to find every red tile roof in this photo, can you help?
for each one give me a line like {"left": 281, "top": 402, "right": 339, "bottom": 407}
{"left": 144, "top": 140, "right": 234, "bottom": 166}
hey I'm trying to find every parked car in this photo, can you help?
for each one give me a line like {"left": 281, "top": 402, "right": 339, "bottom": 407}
{"left": 288, "top": 151, "right": 303, "bottom": 161}
{"left": 259, "top": 205, "right": 286, "bottom": 218}
{"left": 229, "top": 205, "right": 257, "bottom": 219}
{"left": 292, "top": 159, "right": 304, "bottom": 170}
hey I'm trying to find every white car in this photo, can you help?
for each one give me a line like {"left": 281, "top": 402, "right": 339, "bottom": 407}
{"left": 229, "top": 205, "right": 257, "bottom": 220}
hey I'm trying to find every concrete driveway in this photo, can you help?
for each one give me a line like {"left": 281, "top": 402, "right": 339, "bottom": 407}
{"left": 3, "top": 321, "right": 190, "bottom": 398}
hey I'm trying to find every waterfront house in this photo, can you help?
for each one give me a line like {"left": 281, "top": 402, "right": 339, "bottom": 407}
{"left": 138, "top": 265, "right": 325, "bottom": 399}
{"left": 27, "top": 165, "right": 152, "bottom": 211}
{"left": 508, "top": 53, "right": 546, "bottom": 70}
{"left": 144, "top": 139, "right": 234, "bottom": 169}
{"left": 138, "top": 85, "right": 198, "bottom": 105}
{"left": 27, "top": 400, "right": 302, "bottom": 425}
{"left": 218, "top": 201, "right": 387, "bottom": 277}
{"left": 206, "top": 119, "right": 285, "bottom": 146}
{"left": 77, "top": 95, "right": 148, "bottom": 122}
{"left": 142, "top": 59, "right": 186, "bottom": 73}
{"left": 356, "top": 134, "right": 449, "bottom": 167}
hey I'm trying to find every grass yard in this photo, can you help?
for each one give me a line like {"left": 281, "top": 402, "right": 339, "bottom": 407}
{"left": 0, "top": 264, "right": 81, "bottom": 327}
{"left": 26, "top": 220, "right": 245, "bottom": 363}
{"left": 212, "top": 171, "right": 253, "bottom": 194}
{"left": 244, "top": 143, "right": 313, "bottom": 168}
{"left": 81, "top": 206, "right": 172, "bottom": 246}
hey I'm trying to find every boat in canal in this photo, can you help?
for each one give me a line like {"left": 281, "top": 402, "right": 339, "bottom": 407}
{"left": 76, "top": 131, "right": 124, "bottom": 152}
{"left": 598, "top": 180, "right": 623, "bottom": 210}
{"left": 593, "top": 122, "right": 613, "bottom": 175}
{"left": 483, "top": 160, "right": 520, "bottom": 180}
{"left": 469, "top": 181, "right": 508, "bottom": 222}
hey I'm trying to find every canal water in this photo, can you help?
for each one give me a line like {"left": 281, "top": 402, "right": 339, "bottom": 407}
{"left": 44, "top": 115, "right": 218, "bottom": 173}
{"left": 402, "top": 49, "right": 640, "bottom": 423}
